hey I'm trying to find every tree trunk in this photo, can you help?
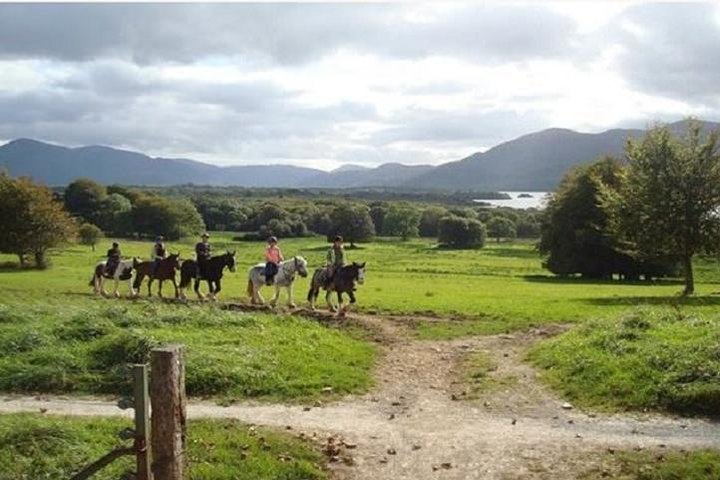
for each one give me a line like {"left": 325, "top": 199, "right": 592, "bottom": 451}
{"left": 682, "top": 255, "right": 694, "bottom": 296}
{"left": 91, "top": 244, "right": 95, "bottom": 252}
{"left": 34, "top": 249, "right": 47, "bottom": 270}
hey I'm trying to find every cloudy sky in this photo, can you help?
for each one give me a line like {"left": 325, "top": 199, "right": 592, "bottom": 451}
{"left": 0, "top": 2, "right": 719, "bottom": 170}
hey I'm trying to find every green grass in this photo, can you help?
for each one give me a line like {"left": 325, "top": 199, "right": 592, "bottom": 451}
{"left": 581, "top": 449, "right": 720, "bottom": 480}
{"left": 0, "top": 413, "right": 327, "bottom": 480}
{"left": 4, "top": 234, "right": 720, "bottom": 338}
{"left": 0, "top": 297, "right": 375, "bottom": 401}
{"left": 529, "top": 308, "right": 720, "bottom": 416}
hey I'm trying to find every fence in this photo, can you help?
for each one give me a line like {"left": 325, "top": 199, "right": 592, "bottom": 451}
{"left": 70, "top": 345, "right": 186, "bottom": 480}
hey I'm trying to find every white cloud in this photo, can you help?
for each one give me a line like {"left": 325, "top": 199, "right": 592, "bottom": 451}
{"left": 0, "top": 2, "right": 718, "bottom": 170}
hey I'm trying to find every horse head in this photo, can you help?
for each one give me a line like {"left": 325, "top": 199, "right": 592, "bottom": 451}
{"left": 294, "top": 256, "right": 309, "bottom": 278}
{"left": 225, "top": 250, "right": 236, "bottom": 272}
{"left": 168, "top": 253, "right": 181, "bottom": 270}
{"left": 352, "top": 262, "right": 366, "bottom": 284}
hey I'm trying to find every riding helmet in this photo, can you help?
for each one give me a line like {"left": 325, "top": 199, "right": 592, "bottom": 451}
{"left": 268, "top": 236, "right": 278, "bottom": 244}
{"left": 201, "top": 232, "right": 210, "bottom": 238}
{"left": 334, "top": 235, "right": 343, "bottom": 243}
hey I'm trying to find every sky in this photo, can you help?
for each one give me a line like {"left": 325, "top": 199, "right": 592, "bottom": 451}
{"left": 0, "top": 2, "right": 719, "bottom": 170}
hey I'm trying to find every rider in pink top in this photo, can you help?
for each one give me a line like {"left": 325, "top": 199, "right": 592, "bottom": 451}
{"left": 264, "top": 236, "right": 283, "bottom": 285}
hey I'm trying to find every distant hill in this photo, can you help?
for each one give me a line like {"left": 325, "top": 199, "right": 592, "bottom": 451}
{"left": 405, "top": 119, "right": 720, "bottom": 191}
{"left": 2, "top": 120, "right": 718, "bottom": 189}
{"left": 302, "top": 163, "right": 434, "bottom": 188}
{"left": 0, "top": 139, "right": 324, "bottom": 187}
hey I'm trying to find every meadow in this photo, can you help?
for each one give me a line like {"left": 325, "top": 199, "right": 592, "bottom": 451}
{"left": 1, "top": 233, "right": 719, "bottom": 477}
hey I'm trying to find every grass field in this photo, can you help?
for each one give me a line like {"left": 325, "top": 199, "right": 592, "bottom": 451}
{"left": 0, "top": 413, "right": 327, "bottom": 480}
{"left": 3, "top": 233, "right": 720, "bottom": 335}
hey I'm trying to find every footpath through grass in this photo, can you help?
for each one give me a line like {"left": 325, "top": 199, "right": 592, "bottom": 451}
{"left": 0, "top": 413, "right": 327, "bottom": 480}
{"left": 0, "top": 295, "right": 375, "bottom": 401}
{"left": 529, "top": 308, "right": 720, "bottom": 416}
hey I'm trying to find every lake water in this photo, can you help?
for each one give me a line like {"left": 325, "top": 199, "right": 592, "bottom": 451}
{"left": 474, "top": 191, "right": 549, "bottom": 210}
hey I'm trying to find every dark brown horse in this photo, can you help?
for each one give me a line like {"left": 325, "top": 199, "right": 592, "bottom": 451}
{"left": 307, "top": 262, "right": 366, "bottom": 315}
{"left": 132, "top": 254, "right": 181, "bottom": 298}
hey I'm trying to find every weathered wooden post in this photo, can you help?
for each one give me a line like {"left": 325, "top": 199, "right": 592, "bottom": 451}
{"left": 150, "top": 345, "right": 186, "bottom": 480}
{"left": 133, "top": 364, "right": 152, "bottom": 480}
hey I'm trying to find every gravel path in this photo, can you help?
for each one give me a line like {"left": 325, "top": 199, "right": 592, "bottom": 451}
{"left": 1, "top": 311, "right": 718, "bottom": 479}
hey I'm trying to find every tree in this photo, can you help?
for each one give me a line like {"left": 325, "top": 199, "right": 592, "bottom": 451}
{"left": 382, "top": 204, "right": 421, "bottom": 240}
{"left": 78, "top": 223, "right": 103, "bottom": 251}
{"left": 515, "top": 218, "right": 541, "bottom": 238}
{"left": 328, "top": 203, "right": 375, "bottom": 246}
{"left": 419, "top": 206, "right": 449, "bottom": 237}
{"left": 369, "top": 202, "right": 389, "bottom": 235}
{"left": 486, "top": 216, "right": 517, "bottom": 243}
{"left": 604, "top": 121, "right": 720, "bottom": 294}
{"left": 97, "top": 193, "right": 133, "bottom": 235}
{"left": 437, "top": 215, "right": 486, "bottom": 248}
{"left": 0, "top": 174, "right": 78, "bottom": 268}
{"left": 64, "top": 178, "right": 107, "bottom": 224}
{"left": 132, "top": 195, "right": 205, "bottom": 240}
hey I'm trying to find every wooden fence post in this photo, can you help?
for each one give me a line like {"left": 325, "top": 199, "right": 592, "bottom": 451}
{"left": 133, "top": 364, "right": 152, "bottom": 480}
{"left": 150, "top": 345, "right": 186, "bottom": 480}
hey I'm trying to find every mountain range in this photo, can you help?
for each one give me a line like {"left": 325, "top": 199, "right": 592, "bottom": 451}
{"left": 1, "top": 120, "right": 717, "bottom": 191}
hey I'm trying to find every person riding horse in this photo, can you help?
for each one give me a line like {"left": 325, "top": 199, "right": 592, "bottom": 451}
{"left": 195, "top": 232, "right": 212, "bottom": 279}
{"left": 150, "top": 235, "right": 166, "bottom": 277}
{"left": 325, "top": 235, "right": 346, "bottom": 287}
{"left": 105, "top": 242, "right": 121, "bottom": 276}
{"left": 264, "top": 236, "right": 283, "bottom": 286}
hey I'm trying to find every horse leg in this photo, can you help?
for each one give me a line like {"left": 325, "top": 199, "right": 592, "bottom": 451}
{"left": 194, "top": 279, "right": 205, "bottom": 300}
{"left": 344, "top": 290, "right": 356, "bottom": 315}
{"left": 113, "top": 278, "right": 120, "bottom": 298}
{"left": 212, "top": 279, "right": 221, "bottom": 301}
{"left": 147, "top": 276, "right": 153, "bottom": 297}
{"left": 288, "top": 282, "right": 295, "bottom": 308}
{"left": 325, "top": 290, "right": 336, "bottom": 312}
{"left": 158, "top": 280, "right": 163, "bottom": 299}
{"left": 270, "top": 283, "right": 280, "bottom": 307}
{"left": 172, "top": 278, "right": 179, "bottom": 299}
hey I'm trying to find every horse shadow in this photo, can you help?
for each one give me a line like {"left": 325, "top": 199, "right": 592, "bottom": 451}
{"left": 522, "top": 274, "right": 685, "bottom": 287}
{"left": 582, "top": 295, "right": 720, "bottom": 307}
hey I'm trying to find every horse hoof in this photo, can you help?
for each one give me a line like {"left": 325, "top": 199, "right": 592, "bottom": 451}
{"left": 289, "top": 303, "right": 296, "bottom": 309}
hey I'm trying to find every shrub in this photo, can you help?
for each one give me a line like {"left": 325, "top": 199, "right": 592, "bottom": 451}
{"left": 437, "top": 215, "right": 486, "bottom": 248}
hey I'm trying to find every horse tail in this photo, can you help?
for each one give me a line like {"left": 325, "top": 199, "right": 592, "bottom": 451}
{"left": 179, "top": 261, "right": 194, "bottom": 289}
{"left": 307, "top": 270, "right": 319, "bottom": 302}
{"left": 247, "top": 279, "right": 254, "bottom": 298}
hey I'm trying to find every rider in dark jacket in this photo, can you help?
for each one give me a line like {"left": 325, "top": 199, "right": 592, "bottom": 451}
{"left": 105, "top": 242, "right": 121, "bottom": 276}
{"left": 195, "top": 233, "right": 212, "bottom": 278}
{"left": 151, "top": 236, "right": 166, "bottom": 277}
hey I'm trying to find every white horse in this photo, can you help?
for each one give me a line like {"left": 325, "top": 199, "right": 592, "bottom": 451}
{"left": 90, "top": 259, "right": 136, "bottom": 298}
{"left": 247, "top": 256, "right": 308, "bottom": 307}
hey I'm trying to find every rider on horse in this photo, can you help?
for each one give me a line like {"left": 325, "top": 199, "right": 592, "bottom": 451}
{"left": 264, "top": 236, "right": 283, "bottom": 286}
{"left": 195, "top": 232, "right": 212, "bottom": 279}
{"left": 105, "top": 242, "right": 121, "bottom": 276}
{"left": 325, "top": 235, "right": 346, "bottom": 287}
{"left": 150, "top": 235, "right": 166, "bottom": 277}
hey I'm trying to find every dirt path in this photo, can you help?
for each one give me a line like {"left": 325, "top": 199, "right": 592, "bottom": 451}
{"left": 1, "top": 311, "right": 718, "bottom": 479}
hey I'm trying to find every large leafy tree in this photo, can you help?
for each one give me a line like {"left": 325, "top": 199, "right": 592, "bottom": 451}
{"left": 604, "top": 121, "right": 720, "bottom": 295}
{"left": 131, "top": 195, "right": 205, "bottom": 240}
{"left": 486, "top": 216, "right": 517, "bottom": 243}
{"left": 0, "top": 174, "right": 77, "bottom": 268}
{"left": 63, "top": 178, "right": 107, "bottom": 224}
{"left": 382, "top": 204, "right": 421, "bottom": 240}
{"left": 328, "top": 203, "right": 375, "bottom": 246}
{"left": 419, "top": 206, "right": 449, "bottom": 237}
{"left": 438, "top": 215, "right": 486, "bottom": 248}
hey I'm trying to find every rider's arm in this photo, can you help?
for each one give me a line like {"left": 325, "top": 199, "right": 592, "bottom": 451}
{"left": 325, "top": 248, "right": 333, "bottom": 266}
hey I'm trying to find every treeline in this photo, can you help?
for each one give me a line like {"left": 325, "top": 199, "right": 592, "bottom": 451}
{"left": 539, "top": 119, "right": 720, "bottom": 294}
{"left": 63, "top": 179, "right": 205, "bottom": 240}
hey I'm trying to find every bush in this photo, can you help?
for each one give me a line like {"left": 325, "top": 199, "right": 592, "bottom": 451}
{"left": 437, "top": 215, "right": 486, "bottom": 248}
{"left": 77, "top": 223, "right": 102, "bottom": 251}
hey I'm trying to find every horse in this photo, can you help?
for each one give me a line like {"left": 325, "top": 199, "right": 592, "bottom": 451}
{"left": 307, "top": 262, "right": 366, "bottom": 314}
{"left": 132, "top": 254, "right": 182, "bottom": 298}
{"left": 89, "top": 259, "right": 136, "bottom": 298}
{"left": 178, "top": 251, "right": 236, "bottom": 300}
{"left": 246, "top": 256, "right": 309, "bottom": 308}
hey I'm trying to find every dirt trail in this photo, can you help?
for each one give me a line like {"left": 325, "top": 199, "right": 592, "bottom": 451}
{"left": 1, "top": 311, "right": 718, "bottom": 479}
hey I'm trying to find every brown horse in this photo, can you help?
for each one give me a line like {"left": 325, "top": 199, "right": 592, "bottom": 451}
{"left": 132, "top": 254, "right": 181, "bottom": 298}
{"left": 307, "top": 262, "right": 366, "bottom": 315}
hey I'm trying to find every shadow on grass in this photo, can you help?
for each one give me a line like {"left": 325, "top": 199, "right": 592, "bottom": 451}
{"left": 522, "top": 274, "right": 684, "bottom": 287}
{"left": 582, "top": 295, "right": 720, "bottom": 307}
{"left": 483, "top": 246, "right": 542, "bottom": 259}
{"left": 0, "top": 261, "right": 40, "bottom": 273}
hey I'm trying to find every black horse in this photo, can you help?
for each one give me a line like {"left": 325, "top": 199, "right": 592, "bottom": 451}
{"left": 307, "top": 262, "right": 366, "bottom": 314}
{"left": 179, "top": 251, "right": 236, "bottom": 300}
